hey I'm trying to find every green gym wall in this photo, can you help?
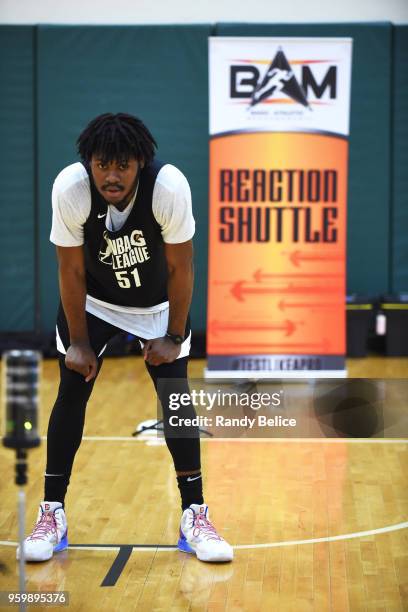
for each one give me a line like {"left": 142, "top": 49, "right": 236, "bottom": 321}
{"left": 0, "top": 23, "right": 407, "bottom": 333}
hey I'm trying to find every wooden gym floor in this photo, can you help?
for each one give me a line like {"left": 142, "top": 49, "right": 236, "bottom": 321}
{"left": 0, "top": 355, "right": 407, "bottom": 611}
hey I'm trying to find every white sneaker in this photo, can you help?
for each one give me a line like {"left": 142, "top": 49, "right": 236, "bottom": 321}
{"left": 16, "top": 502, "right": 68, "bottom": 562}
{"left": 178, "top": 504, "right": 233, "bottom": 562}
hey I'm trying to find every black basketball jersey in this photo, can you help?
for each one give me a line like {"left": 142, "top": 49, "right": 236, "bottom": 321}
{"left": 83, "top": 159, "right": 168, "bottom": 307}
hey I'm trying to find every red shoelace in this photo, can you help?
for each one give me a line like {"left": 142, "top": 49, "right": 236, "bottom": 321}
{"left": 192, "top": 511, "right": 222, "bottom": 542}
{"left": 28, "top": 512, "right": 57, "bottom": 541}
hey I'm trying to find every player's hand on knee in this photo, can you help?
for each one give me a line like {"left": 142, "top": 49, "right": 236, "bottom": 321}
{"left": 65, "top": 343, "right": 98, "bottom": 382}
{"left": 143, "top": 337, "right": 181, "bottom": 366}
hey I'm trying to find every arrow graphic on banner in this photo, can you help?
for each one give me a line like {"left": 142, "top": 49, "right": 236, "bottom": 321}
{"left": 210, "top": 339, "right": 331, "bottom": 352}
{"left": 231, "top": 281, "right": 342, "bottom": 302}
{"left": 278, "top": 300, "right": 341, "bottom": 311}
{"left": 209, "top": 319, "right": 300, "bottom": 337}
{"left": 286, "top": 250, "right": 343, "bottom": 267}
{"left": 253, "top": 269, "right": 343, "bottom": 283}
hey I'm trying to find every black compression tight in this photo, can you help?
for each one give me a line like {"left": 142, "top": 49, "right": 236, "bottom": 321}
{"left": 45, "top": 310, "right": 200, "bottom": 504}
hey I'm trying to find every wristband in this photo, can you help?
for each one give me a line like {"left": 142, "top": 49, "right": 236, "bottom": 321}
{"left": 166, "top": 332, "right": 184, "bottom": 345}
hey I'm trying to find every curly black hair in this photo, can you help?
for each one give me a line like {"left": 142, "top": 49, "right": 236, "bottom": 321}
{"left": 77, "top": 113, "right": 157, "bottom": 165}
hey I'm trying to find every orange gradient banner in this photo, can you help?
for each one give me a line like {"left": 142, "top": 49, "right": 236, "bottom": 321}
{"left": 207, "top": 132, "right": 348, "bottom": 363}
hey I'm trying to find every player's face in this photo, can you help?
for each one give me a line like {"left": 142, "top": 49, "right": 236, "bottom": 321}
{"left": 90, "top": 155, "right": 143, "bottom": 208}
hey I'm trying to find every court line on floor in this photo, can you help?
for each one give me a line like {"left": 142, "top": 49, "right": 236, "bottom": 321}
{"left": 2, "top": 520, "right": 407, "bottom": 552}
{"left": 38, "top": 436, "right": 408, "bottom": 444}
{"left": 234, "top": 521, "right": 408, "bottom": 549}
{"left": 100, "top": 545, "right": 133, "bottom": 587}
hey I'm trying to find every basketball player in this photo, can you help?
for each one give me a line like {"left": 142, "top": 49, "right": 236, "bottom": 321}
{"left": 17, "top": 113, "right": 233, "bottom": 563}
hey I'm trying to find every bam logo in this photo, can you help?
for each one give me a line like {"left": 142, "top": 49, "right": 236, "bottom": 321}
{"left": 230, "top": 47, "right": 337, "bottom": 107}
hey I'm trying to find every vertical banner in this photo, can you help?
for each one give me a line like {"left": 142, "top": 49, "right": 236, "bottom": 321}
{"left": 207, "top": 37, "right": 353, "bottom": 378}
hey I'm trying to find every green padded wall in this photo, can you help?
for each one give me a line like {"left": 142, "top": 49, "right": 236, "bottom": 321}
{"left": 215, "top": 23, "right": 393, "bottom": 296}
{"left": 1, "top": 24, "right": 405, "bottom": 334}
{"left": 36, "top": 25, "right": 211, "bottom": 332}
{"left": 0, "top": 27, "right": 35, "bottom": 331}
{"left": 391, "top": 26, "right": 408, "bottom": 292}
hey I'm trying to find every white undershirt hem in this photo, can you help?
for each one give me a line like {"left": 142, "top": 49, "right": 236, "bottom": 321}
{"left": 86, "top": 294, "right": 169, "bottom": 314}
